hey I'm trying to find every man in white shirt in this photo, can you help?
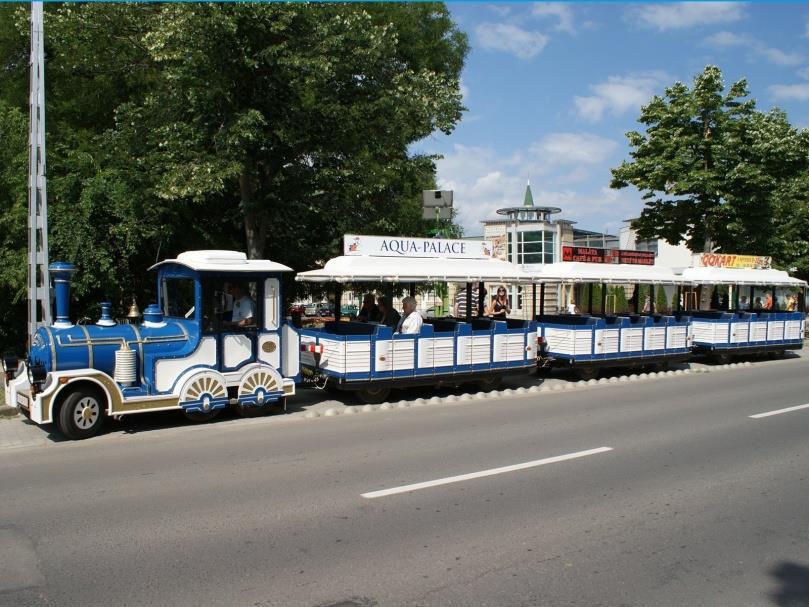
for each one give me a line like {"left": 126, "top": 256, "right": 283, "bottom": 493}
{"left": 226, "top": 283, "right": 256, "bottom": 328}
{"left": 396, "top": 296, "right": 423, "bottom": 334}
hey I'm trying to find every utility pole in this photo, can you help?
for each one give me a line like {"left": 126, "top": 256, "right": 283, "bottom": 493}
{"left": 28, "top": 1, "right": 51, "bottom": 342}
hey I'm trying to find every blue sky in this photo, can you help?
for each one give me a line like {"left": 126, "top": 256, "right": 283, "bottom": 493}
{"left": 414, "top": 2, "right": 809, "bottom": 236}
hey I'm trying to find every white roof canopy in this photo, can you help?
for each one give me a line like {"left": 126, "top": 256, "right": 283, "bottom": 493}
{"left": 295, "top": 255, "right": 534, "bottom": 283}
{"left": 680, "top": 266, "right": 806, "bottom": 287}
{"left": 150, "top": 250, "right": 293, "bottom": 273}
{"left": 534, "top": 262, "right": 690, "bottom": 285}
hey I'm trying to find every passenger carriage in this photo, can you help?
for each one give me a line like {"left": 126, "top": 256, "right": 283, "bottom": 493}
{"left": 3, "top": 251, "right": 300, "bottom": 439}
{"left": 677, "top": 265, "right": 806, "bottom": 361}
{"left": 533, "top": 262, "right": 694, "bottom": 379}
{"left": 294, "top": 235, "right": 538, "bottom": 403}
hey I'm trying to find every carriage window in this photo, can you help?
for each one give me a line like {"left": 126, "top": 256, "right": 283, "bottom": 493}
{"left": 162, "top": 278, "right": 196, "bottom": 319}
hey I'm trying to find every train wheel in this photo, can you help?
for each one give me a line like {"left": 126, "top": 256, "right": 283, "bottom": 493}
{"left": 477, "top": 375, "right": 503, "bottom": 391}
{"left": 712, "top": 352, "right": 732, "bottom": 365}
{"left": 58, "top": 388, "right": 106, "bottom": 440}
{"left": 576, "top": 367, "right": 599, "bottom": 381}
{"left": 183, "top": 409, "right": 222, "bottom": 423}
{"left": 356, "top": 386, "right": 391, "bottom": 404}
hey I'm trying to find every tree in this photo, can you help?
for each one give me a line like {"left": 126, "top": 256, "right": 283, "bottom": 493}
{"left": 0, "top": 4, "right": 467, "bottom": 351}
{"left": 118, "top": 3, "right": 467, "bottom": 264}
{"left": 611, "top": 66, "right": 809, "bottom": 255}
{"left": 655, "top": 285, "right": 670, "bottom": 314}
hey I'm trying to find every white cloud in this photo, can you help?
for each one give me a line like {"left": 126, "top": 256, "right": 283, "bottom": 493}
{"left": 529, "top": 133, "right": 618, "bottom": 165}
{"left": 532, "top": 3, "right": 576, "bottom": 34}
{"left": 630, "top": 3, "right": 746, "bottom": 31}
{"left": 770, "top": 83, "right": 809, "bottom": 101}
{"left": 433, "top": 135, "right": 626, "bottom": 233}
{"left": 475, "top": 22, "right": 550, "bottom": 60}
{"left": 705, "top": 31, "right": 803, "bottom": 66}
{"left": 573, "top": 72, "right": 670, "bottom": 123}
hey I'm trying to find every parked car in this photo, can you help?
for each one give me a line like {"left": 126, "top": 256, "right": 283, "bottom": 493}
{"left": 317, "top": 302, "right": 334, "bottom": 317}
{"left": 304, "top": 303, "right": 318, "bottom": 317}
{"left": 288, "top": 303, "right": 306, "bottom": 315}
{"left": 341, "top": 304, "right": 358, "bottom": 319}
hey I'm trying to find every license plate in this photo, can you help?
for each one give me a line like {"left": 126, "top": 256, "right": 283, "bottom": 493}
{"left": 16, "top": 393, "right": 29, "bottom": 409}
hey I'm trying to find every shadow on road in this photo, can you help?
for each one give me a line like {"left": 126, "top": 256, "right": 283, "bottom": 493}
{"left": 769, "top": 561, "right": 809, "bottom": 607}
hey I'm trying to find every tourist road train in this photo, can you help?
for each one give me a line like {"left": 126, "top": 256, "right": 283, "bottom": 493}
{"left": 3, "top": 236, "right": 806, "bottom": 440}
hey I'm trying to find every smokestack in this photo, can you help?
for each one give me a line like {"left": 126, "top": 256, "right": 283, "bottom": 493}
{"left": 49, "top": 262, "right": 77, "bottom": 329}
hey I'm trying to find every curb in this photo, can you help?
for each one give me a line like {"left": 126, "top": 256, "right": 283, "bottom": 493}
{"left": 0, "top": 405, "right": 19, "bottom": 419}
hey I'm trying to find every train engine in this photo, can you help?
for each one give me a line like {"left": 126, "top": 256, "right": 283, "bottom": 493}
{"left": 3, "top": 251, "right": 301, "bottom": 439}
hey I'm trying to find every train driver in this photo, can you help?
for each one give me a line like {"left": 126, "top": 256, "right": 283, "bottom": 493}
{"left": 225, "top": 283, "right": 256, "bottom": 328}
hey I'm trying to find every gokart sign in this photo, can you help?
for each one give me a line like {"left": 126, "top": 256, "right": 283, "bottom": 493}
{"left": 562, "top": 246, "right": 656, "bottom": 266}
{"left": 696, "top": 253, "right": 772, "bottom": 269}
{"left": 344, "top": 235, "right": 494, "bottom": 259}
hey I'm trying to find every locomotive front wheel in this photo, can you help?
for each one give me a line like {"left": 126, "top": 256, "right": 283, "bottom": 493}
{"left": 58, "top": 389, "right": 106, "bottom": 440}
{"left": 356, "top": 387, "right": 391, "bottom": 404}
{"left": 182, "top": 409, "right": 222, "bottom": 423}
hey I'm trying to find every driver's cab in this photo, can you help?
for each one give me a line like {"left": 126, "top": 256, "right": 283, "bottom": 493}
{"left": 151, "top": 250, "right": 299, "bottom": 384}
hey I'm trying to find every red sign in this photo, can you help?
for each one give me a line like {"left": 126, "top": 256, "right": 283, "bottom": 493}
{"left": 562, "top": 246, "right": 655, "bottom": 265}
{"left": 617, "top": 250, "right": 655, "bottom": 265}
{"left": 562, "top": 246, "right": 607, "bottom": 263}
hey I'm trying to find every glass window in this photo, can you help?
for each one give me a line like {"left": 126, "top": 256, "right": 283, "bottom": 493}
{"left": 200, "top": 278, "right": 260, "bottom": 333}
{"left": 264, "top": 278, "right": 280, "bottom": 330}
{"left": 162, "top": 278, "right": 196, "bottom": 319}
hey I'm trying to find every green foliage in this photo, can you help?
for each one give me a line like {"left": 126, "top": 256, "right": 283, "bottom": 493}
{"left": 611, "top": 65, "right": 809, "bottom": 259}
{"left": 655, "top": 285, "right": 670, "bottom": 314}
{"left": 0, "top": 3, "right": 467, "bottom": 352}
{"left": 607, "top": 286, "right": 629, "bottom": 314}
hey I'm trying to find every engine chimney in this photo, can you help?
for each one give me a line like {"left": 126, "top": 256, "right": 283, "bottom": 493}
{"left": 49, "top": 262, "right": 77, "bottom": 329}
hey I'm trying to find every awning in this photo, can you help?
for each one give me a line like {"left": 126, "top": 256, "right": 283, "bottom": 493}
{"left": 680, "top": 266, "right": 807, "bottom": 287}
{"left": 533, "top": 262, "right": 690, "bottom": 285}
{"left": 295, "top": 255, "right": 533, "bottom": 283}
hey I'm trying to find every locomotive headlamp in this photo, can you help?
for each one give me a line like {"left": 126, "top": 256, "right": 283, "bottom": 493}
{"left": 2, "top": 353, "right": 19, "bottom": 381}
{"left": 27, "top": 362, "right": 47, "bottom": 388}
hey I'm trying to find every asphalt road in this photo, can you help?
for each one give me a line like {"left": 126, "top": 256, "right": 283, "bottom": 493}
{"left": 2, "top": 358, "right": 809, "bottom": 607}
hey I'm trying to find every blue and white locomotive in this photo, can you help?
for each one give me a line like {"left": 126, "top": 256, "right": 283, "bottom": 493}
{"left": 3, "top": 251, "right": 300, "bottom": 439}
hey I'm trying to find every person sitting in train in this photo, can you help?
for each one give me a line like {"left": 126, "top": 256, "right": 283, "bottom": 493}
{"left": 753, "top": 297, "right": 763, "bottom": 310}
{"left": 738, "top": 295, "right": 750, "bottom": 310}
{"left": 763, "top": 293, "right": 773, "bottom": 310}
{"left": 786, "top": 294, "right": 798, "bottom": 311}
{"left": 486, "top": 286, "right": 511, "bottom": 318}
{"left": 567, "top": 299, "right": 580, "bottom": 315}
{"left": 395, "top": 296, "right": 423, "bottom": 334}
{"left": 357, "top": 293, "right": 381, "bottom": 322}
{"left": 377, "top": 296, "right": 400, "bottom": 328}
{"left": 225, "top": 283, "right": 255, "bottom": 328}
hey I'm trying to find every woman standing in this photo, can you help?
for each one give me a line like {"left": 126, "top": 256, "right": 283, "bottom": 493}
{"left": 486, "top": 286, "right": 511, "bottom": 319}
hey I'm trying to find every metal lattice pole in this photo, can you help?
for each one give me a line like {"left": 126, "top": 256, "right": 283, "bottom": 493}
{"left": 28, "top": 1, "right": 51, "bottom": 343}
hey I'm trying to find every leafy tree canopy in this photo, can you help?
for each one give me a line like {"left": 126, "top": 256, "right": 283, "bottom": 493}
{"left": 611, "top": 65, "right": 809, "bottom": 260}
{"left": 0, "top": 3, "right": 467, "bottom": 350}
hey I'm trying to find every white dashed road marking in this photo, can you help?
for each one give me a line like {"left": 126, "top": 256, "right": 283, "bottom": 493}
{"left": 361, "top": 446, "right": 614, "bottom": 499}
{"left": 749, "top": 403, "right": 809, "bottom": 419}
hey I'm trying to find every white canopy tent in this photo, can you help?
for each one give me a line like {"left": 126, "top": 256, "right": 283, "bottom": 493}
{"left": 533, "top": 262, "right": 691, "bottom": 285}
{"left": 296, "top": 255, "right": 534, "bottom": 284}
{"left": 679, "top": 266, "right": 807, "bottom": 287}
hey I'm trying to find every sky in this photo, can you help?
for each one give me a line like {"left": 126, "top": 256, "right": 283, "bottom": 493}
{"left": 413, "top": 2, "right": 809, "bottom": 237}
